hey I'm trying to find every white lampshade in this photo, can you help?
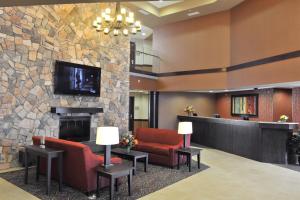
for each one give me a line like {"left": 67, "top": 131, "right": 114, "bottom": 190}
{"left": 178, "top": 122, "right": 193, "bottom": 135}
{"left": 96, "top": 127, "right": 119, "bottom": 145}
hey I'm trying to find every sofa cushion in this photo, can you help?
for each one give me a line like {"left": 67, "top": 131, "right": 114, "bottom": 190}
{"left": 97, "top": 155, "right": 122, "bottom": 164}
{"left": 134, "top": 141, "right": 178, "bottom": 156}
{"left": 135, "top": 128, "right": 182, "bottom": 145}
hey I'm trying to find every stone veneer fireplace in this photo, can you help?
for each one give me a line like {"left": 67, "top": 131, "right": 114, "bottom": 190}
{"left": 52, "top": 107, "right": 104, "bottom": 142}
{"left": 0, "top": 4, "right": 130, "bottom": 170}
{"left": 59, "top": 116, "right": 91, "bottom": 142}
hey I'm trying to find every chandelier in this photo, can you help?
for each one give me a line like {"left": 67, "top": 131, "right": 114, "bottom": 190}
{"left": 92, "top": 2, "right": 142, "bottom": 36}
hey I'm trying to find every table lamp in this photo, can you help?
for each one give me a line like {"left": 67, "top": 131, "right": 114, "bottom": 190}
{"left": 96, "top": 127, "right": 119, "bottom": 168}
{"left": 178, "top": 122, "right": 193, "bottom": 148}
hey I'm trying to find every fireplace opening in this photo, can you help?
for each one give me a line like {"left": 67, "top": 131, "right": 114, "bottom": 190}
{"left": 59, "top": 116, "right": 91, "bottom": 142}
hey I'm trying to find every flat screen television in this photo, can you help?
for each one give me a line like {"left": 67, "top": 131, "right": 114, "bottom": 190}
{"left": 54, "top": 61, "right": 101, "bottom": 97}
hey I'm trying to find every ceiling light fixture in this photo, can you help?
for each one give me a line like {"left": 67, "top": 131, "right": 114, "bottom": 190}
{"left": 93, "top": 2, "right": 142, "bottom": 36}
{"left": 187, "top": 11, "right": 200, "bottom": 17}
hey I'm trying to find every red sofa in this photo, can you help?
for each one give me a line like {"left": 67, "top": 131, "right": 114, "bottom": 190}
{"left": 32, "top": 136, "right": 122, "bottom": 193}
{"left": 133, "top": 128, "right": 190, "bottom": 167}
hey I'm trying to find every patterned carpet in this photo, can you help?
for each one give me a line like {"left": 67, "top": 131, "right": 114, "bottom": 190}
{"left": 0, "top": 161, "right": 209, "bottom": 200}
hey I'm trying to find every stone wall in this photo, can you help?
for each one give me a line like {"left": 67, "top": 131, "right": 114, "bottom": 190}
{"left": 0, "top": 4, "right": 130, "bottom": 169}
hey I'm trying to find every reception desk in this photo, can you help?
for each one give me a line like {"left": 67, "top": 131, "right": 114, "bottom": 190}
{"left": 178, "top": 115, "right": 298, "bottom": 164}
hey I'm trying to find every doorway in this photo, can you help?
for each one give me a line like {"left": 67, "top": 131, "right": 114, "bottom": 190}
{"left": 129, "top": 91, "right": 150, "bottom": 133}
{"left": 129, "top": 96, "right": 135, "bottom": 132}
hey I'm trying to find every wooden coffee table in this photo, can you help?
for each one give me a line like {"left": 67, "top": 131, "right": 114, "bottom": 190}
{"left": 176, "top": 147, "right": 201, "bottom": 172}
{"left": 96, "top": 163, "right": 133, "bottom": 200}
{"left": 111, "top": 148, "right": 148, "bottom": 175}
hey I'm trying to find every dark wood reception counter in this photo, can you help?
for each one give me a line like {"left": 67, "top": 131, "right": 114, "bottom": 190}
{"left": 178, "top": 115, "right": 298, "bottom": 164}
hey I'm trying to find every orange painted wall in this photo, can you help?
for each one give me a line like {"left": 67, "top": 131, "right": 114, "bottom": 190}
{"left": 230, "top": 0, "right": 300, "bottom": 65}
{"left": 273, "top": 89, "right": 292, "bottom": 122}
{"left": 227, "top": 0, "right": 300, "bottom": 89}
{"left": 152, "top": 0, "right": 300, "bottom": 91}
{"left": 153, "top": 11, "right": 230, "bottom": 73}
{"left": 227, "top": 57, "right": 300, "bottom": 89}
{"left": 157, "top": 72, "right": 227, "bottom": 91}
{"left": 130, "top": 76, "right": 157, "bottom": 91}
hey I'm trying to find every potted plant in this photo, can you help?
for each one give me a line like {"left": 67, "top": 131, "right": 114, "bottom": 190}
{"left": 279, "top": 115, "right": 289, "bottom": 122}
{"left": 120, "top": 134, "right": 138, "bottom": 153}
{"left": 184, "top": 105, "right": 195, "bottom": 116}
{"left": 287, "top": 133, "right": 300, "bottom": 164}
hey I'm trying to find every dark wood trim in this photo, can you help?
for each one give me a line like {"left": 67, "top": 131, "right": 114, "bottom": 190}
{"left": 227, "top": 50, "right": 300, "bottom": 71}
{"left": 133, "top": 119, "right": 149, "bottom": 121}
{"left": 157, "top": 68, "right": 224, "bottom": 77}
{"left": 149, "top": 91, "right": 159, "bottom": 128}
{"left": 130, "top": 68, "right": 157, "bottom": 77}
{"left": 130, "top": 50, "right": 300, "bottom": 77}
{"left": 51, "top": 107, "right": 103, "bottom": 115}
{"left": 135, "top": 64, "right": 153, "bottom": 68}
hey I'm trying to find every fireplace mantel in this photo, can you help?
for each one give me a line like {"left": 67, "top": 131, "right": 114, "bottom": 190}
{"left": 50, "top": 107, "right": 103, "bottom": 115}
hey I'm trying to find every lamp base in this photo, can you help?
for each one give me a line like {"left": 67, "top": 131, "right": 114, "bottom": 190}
{"left": 183, "top": 134, "right": 189, "bottom": 148}
{"left": 102, "top": 163, "right": 114, "bottom": 169}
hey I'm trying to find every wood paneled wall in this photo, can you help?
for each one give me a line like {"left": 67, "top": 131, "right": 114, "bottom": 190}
{"left": 216, "top": 89, "right": 293, "bottom": 122}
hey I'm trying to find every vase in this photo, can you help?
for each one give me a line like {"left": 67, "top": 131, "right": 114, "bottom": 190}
{"left": 126, "top": 147, "right": 131, "bottom": 153}
{"left": 188, "top": 112, "right": 192, "bottom": 117}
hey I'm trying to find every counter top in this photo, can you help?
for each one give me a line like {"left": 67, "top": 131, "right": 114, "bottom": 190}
{"left": 177, "top": 115, "right": 298, "bottom": 130}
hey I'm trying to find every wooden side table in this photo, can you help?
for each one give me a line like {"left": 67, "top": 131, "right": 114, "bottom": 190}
{"left": 111, "top": 148, "right": 148, "bottom": 175}
{"left": 96, "top": 163, "right": 133, "bottom": 200}
{"left": 176, "top": 148, "right": 202, "bottom": 172}
{"left": 24, "top": 145, "right": 64, "bottom": 195}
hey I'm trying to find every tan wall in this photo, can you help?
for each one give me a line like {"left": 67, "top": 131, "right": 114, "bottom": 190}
{"left": 227, "top": 57, "right": 300, "bottom": 89}
{"left": 130, "top": 76, "right": 157, "bottom": 91}
{"left": 153, "top": 11, "right": 230, "bottom": 72}
{"left": 153, "top": 0, "right": 300, "bottom": 91}
{"left": 158, "top": 72, "right": 227, "bottom": 91}
{"left": 230, "top": 0, "right": 300, "bottom": 65}
{"left": 158, "top": 92, "right": 216, "bottom": 129}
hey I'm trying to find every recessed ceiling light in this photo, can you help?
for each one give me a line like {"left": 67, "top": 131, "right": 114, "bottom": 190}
{"left": 187, "top": 11, "right": 200, "bottom": 17}
{"left": 138, "top": 9, "right": 150, "bottom": 15}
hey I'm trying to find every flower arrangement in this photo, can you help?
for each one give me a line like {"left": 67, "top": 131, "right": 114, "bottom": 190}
{"left": 120, "top": 134, "right": 138, "bottom": 152}
{"left": 184, "top": 105, "right": 195, "bottom": 116}
{"left": 279, "top": 115, "right": 289, "bottom": 122}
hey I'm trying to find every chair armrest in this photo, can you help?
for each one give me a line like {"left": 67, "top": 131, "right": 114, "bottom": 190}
{"left": 84, "top": 148, "right": 100, "bottom": 170}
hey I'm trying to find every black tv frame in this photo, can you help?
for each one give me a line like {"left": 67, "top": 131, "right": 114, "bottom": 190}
{"left": 231, "top": 94, "right": 259, "bottom": 117}
{"left": 54, "top": 60, "right": 101, "bottom": 97}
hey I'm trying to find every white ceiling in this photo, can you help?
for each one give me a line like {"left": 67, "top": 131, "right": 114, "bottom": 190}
{"left": 130, "top": 25, "right": 153, "bottom": 40}
{"left": 126, "top": 0, "right": 245, "bottom": 28}
{"left": 149, "top": 0, "right": 183, "bottom": 8}
{"left": 190, "top": 81, "right": 300, "bottom": 93}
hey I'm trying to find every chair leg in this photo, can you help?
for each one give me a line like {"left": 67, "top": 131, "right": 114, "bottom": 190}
{"left": 197, "top": 154, "right": 200, "bottom": 169}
